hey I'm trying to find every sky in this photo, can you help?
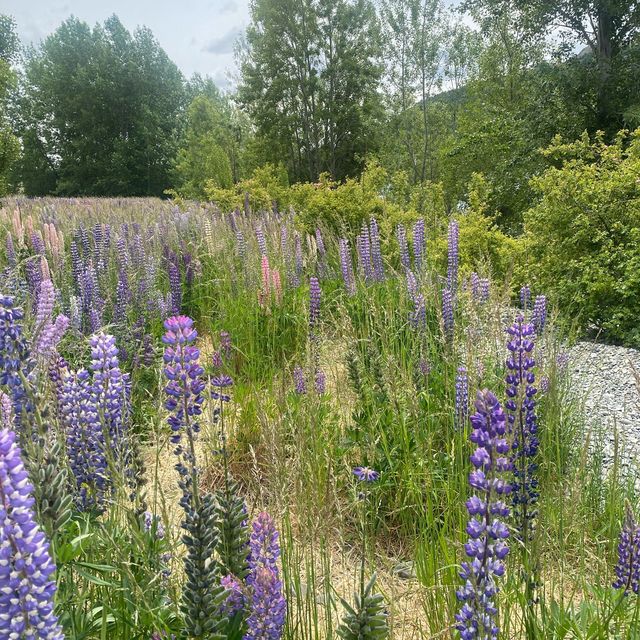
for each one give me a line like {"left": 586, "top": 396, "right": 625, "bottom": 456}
{"left": 3, "top": 0, "right": 251, "bottom": 89}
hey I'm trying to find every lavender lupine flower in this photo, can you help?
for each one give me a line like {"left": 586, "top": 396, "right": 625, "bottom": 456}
{"left": 25, "top": 258, "right": 42, "bottom": 299}
{"left": 532, "top": 295, "right": 547, "bottom": 335}
{"left": 0, "top": 428, "right": 64, "bottom": 640}
{"left": 220, "top": 574, "right": 245, "bottom": 616}
{"left": 315, "top": 228, "right": 326, "bottom": 256}
{"left": 479, "top": 279, "right": 490, "bottom": 303}
{"left": 0, "top": 391, "right": 12, "bottom": 426}
{"left": 168, "top": 261, "right": 181, "bottom": 315}
{"left": 539, "top": 376, "right": 550, "bottom": 394}
{"left": 248, "top": 512, "right": 280, "bottom": 578}
{"left": 143, "top": 511, "right": 166, "bottom": 540}
{"left": 396, "top": 224, "right": 410, "bottom": 270}
{"left": 442, "top": 288, "right": 454, "bottom": 341}
{"left": 455, "top": 390, "right": 511, "bottom": 640}
{"left": 369, "top": 218, "right": 385, "bottom": 282}
{"left": 613, "top": 503, "right": 640, "bottom": 595}
{"left": 356, "top": 224, "right": 373, "bottom": 283}
{"left": 114, "top": 269, "right": 130, "bottom": 322}
{"left": 35, "top": 279, "right": 55, "bottom": 330}
{"left": 244, "top": 566, "right": 287, "bottom": 640}
{"left": 406, "top": 270, "right": 426, "bottom": 330}
{"left": 455, "top": 367, "right": 469, "bottom": 430}
{"left": 447, "top": 220, "right": 459, "bottom": 294}
{"left": 30, "top": 231, "right": 45, "bottom": 256}
{"left": 470, "top": 272, "right": 480, "bottom": 301}
{"left": 294, "top": 232, "right": 303, "bottom": 286}
{"left": 556, "top": 352, "right": 569, "bottom": 373}
{"left": 314, "top": 369, "right": 326, "bottom": 394}
{"left": 235, "top": 227, "right": 247, "bottom": 264}
{"left": 256, "top": 223, "right": 267, "bottom": 256}
{"left": 412, "top": 219, "right": 425, "bottom": 271}
{"left": 505, "top": 316, "right": 538, "bottom": 543}
{"left": 220, "top": 331, "right": 232, "bottom": 359}
{"left": 5, "top": 233, "right": 16, "bottom": 267}
{"left": 338, "top": 239, "right": 356, "bottom": 296}
{"left": 309, "top": 277, "right": 321, "bottom": 332}
{"left": 520, "top": 285, "right": 531, "bottom": 310}
{"left": 60, "top": 368, "right": 108, "bottom": 509}
{"left": 293, "top": 366, "right": 306, "bottom": 395}
{"left": 37, "top": 314, "right": 69, "bottom": 360}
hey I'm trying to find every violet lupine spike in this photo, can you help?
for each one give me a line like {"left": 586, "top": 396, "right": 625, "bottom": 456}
{"left": 309, "top": 277, "right": 321, "bottom": 332}
{"left": 219, "top": 574, "right": 245, "bottom": 617}
{"left": 5, "top": 233, "right": 16, "bottom": 267}
{"left": 455, "top": 390, "right": 511, "bottom": 640}
{"left": 294, "top": 232, "right": 303, "bottom": 287}
{"left": 470, "top": 272, "right": 480, "bottom": 301}
{"left": 168, "top": 261, "right": 181, "bottom": 315}
{"left": 256, "top": 223, "right": 268, "bottom": 257}
{"left": 0, "top": 391, "right": 13, "bottom": 426}
{"left": 0, "top": 428, "right": 64, "bottom": 640}
{"left": 396, "top": 224, "right": 410, "bottom": 270}
{"left": 35, "top": 279, "right": 55, "bottom": 331}
{"left": 532, "top": 295, "right": 547, "bottom": 335}
{"left": 412, "top": 219, "right": 425, "bottom": 271}
{"left": 356, "top": 224, "right": 373, "bottom": 284}
{"left": 31, "top": 231, "right": 45, "bottom": 256}
{"left": 520, "top": 284, "right": 531, "bottom": 311}
{"left": 315, "top": 228, "right": 326, "bottom": 256}
{"left": 70, "top": 241, "right": 83, "bottom": 293}
{"left": 60, "top": 368, "right": 108, "bottom": 510}
{"left": 442, "top": 288, "right": 454, "bottom": 342}
{"left": 293, "top": 366, "right": 306, "bottom": 395}
{"left": 480, "top": 279, "right": 490, "bottom": 304}
{"left": 338, "top": 239, "right": 356, "bottom": 296}
{"left": 37, "top": 315, "right": 69, "bottom": 359}
{"left": 244, "top": 565, "right": 287, "bottom": 640}
{"left": 447, "top": 219, "right": 459, "bottom": 294}
{"left": 314, "top": 369, "right": 326, "bottom": 395}
{"left": 406, "top": 270, "right": 426, "bottom": 331}
{"left": 505, "top": 316, "right": 539, "bottom": 543}
{"left": 248, "top": 512, "right": 281, "bottom": 580}
{"left": 613, "top": 503, "right": 640, "bottom": 595}
{"left": 369, "top": 217, "right": 385, "bottom": 282}
{"left": 455, "top": 367, "right": 469, "bottom": 430}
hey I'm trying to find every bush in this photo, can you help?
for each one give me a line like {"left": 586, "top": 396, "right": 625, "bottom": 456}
{"left": 523, "top": 129, "right": 640, "bottom": 346}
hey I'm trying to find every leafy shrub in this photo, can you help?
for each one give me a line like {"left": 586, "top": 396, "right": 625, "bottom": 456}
{"left": 523, "top": 129, "right": 640, "bottom": 346}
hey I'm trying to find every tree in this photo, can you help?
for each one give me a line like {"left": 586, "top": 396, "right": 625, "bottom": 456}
{"left": 17, "top": 15, "right": 186, "bottom": 196}
{"left": 238, "top": 0, "right": 383, "bottom": 182}
{"left": 0, "top": 15, "right": 19, "bottom": 195}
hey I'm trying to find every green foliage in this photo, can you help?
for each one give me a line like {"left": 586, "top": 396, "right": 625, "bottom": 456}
{"left": 337, "top": 574, "right": 389, "bottom": 639}
{"left": 0, "top": 16, "right": 19, "bottom": 195}
{"left": 523, "top": 129, "right": 640, "bottom": 346}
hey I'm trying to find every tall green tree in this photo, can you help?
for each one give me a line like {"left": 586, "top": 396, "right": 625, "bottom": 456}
{"left": 17, "top": 15, "right": 186, "bottom": 196}
{"left": 238, "top": 0, "right": 383, "bottom": 182}
{"left": 0, "top": 15, "right": 20, "bottom": 195}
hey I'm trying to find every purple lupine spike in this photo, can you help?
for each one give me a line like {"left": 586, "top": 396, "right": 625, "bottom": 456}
{"left": 37, "top": 314, "right": 69, "bottom": 359}
{"left": 520, "top": 284, "right": 531, "bottom": 310}
{"left": 31, "top": 231, "right": 45, "bottom": 256}
{"left": 235, "top": 227, "right": 247, "bottom": 264}
{"left": 70, "top": 241, "right": 83, "bottom": 293}
{"left": 25, "top": 258, "right": 42, "bottom": 299}
{"left": 293, "top": 366, "right": 306, "bottom": 395}
{"left": 315, "top": 228, "right": 325, "bottom": 256}
{"left": 256, "top": 223, "right": 268, "bottom": 257}
{"left": 309, "top": 277, "right": 321, "bottom": 332}
{"left": 116, "top": 236, "right": 129, "bottom": 271}
{"left": 412, "top": 219, "right": 425, "bottom": 271}
{"left": 338, "top": 239, "right": 356, "bottom": 296}
{"left": 447, "top": 219, "right": 459, "bottom": 294}
{"left": 356, "top": 224, "right": 373, "bottom": 283}
{"left": 0, "top": 390, "right": 13, "bottom": 426}
{"left": 60, "top": 368, "right": 108, "bottom": 509}
{"left": 532, "top": 295, "right": 547, "bottom": 335}
{"left": 406, "top": 270, "right": 426, "bottom": 330}
{"left": 505, "top": 316, "right": 538, "bottom": 543}
{"left": 442, "top": 288, "right": 454, "bottom": 341}
{"left": 5, "top": 233, "right": 16, "bottom": 267}
{"left": 470, "top": 272, "right": 480, "bottom": 301}
{"left": 79, "top": 225, "right": 90, "bottom": 256}
{"left": 294, "top": 232, "right": 303, "bottom": 287}
{"left": 369, "top": 218, "right": 385, "bottom": 282}
{"left": 396, "top": 224, "right": 410, "bottom": 270}
{"left": 143, "top": 511, "right": 166, "bottom": 539}
{"left": 92, "top": 223, "right": 103, "bottom": 268}
{"left": 245, "top": 565, "right": 286, "bottom": 640}
{"left": 168, "top": 261, "right": 181, "bottom": 315}
{"left": 455, "top": 366, "right": 469, "bottom": 430}
{"left": 314, "top": 369, "right": 326, "bottom": 394}
{"left": 280, "top": 225, "right": 291, "bottom": 279}
{"left": 0, "top": 428, "right": 64, "bottom": 639}
{"left": 455, "top": 389, "right": 511, "bottom": 640}
{"left": 613, "top": 503, "right": 640, "bottom": 595}
{"left": 35, "top": 279, "right": 55, "bottom": 331}
{"left": 183, "top": 252, "right": 194, "bottom": 287}
{"left": 114, "top": 270, "right": 130, "bottom": 323}
{"left": 219, "top": 574, "right": 245, "bottom": 617}
{"left": 89, "top": 308, "right": 103, "bottom": 333}
{"left": 480, "top": 279, "right": 490, "bottom": 303}
{"left": 248, "top": 512, "right": 280, "bottom": 578}
{"left": 90, "top": 333, "right": 129, "bottom": 464}
{"left": 220, "top": 331, "right": 232, "bottom": 359}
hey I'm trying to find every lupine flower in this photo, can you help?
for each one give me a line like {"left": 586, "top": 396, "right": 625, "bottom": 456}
{"left": 356, "top": 225, "right": 373, "bottom": 283}
{"left": 220, "top": 331, "right": 232, "bottom": 359}
{"left": 35, "top": 279, "right": 55, "bottom": 331}
{"left": 261, "top": 255, "right": 271, "bottom": 298}
{"left": 244, "top": 565, "right": 287, "bottom": 640}
{"left": 339, "top": 239, "right": 356, "bottom": 296}
{"left": 455, "top": 390, "right": 511, "bottom": 640}
{"left": 369, "top": 218, "right": 385, "bottom": 282}
{"left": 412, "top": 219, "right": 425, "bottom": 271}
{"left": 455, "top": 367, "right": 469, "bottom": 430}
{"left": 505, "top": 316, "right": 538, "bottom": 543}
{"left": 418, "top": 358, "right": 431, "bottom": 377}
{"left": 168, "top": 261, "right": 181, "bottom": 315}
{"left": 396, "top": 224, "right": 410, "bottom": 270}
{"left": 470, "top": 272, "right": 480, "bottom": 301}
{"left": 406, "top": 270, "right": 426, "bottom": 330}
{"left": 479, "top": 279, "right": 490, "bottom": 303}
{"left": 520, "top": 284, "right": 531, "bottom": 310}
{"left": 293, "top": 366, "right": 306, "bottom": 395}
{"left": 314, "top": 369, "right": 326, "bottom": 394}
{"left": 613, "top": 503, "right": 640, "bottom": 595}
{"left": 353, "top": 467, "right": 379, "bottom": 482}
{"left": 309, "top": 277, "right": 321, "bottom": 331}
{"left": 532, "top": 295, "right": 547, "bottom": 335}
{"left": 220, "top": 574, "right": 245, "bottom": 616}
{"left": 0, "top": 391, "right": 12, "bottom": 426}
{"left": 256, "top": 223, "right": 267, "bottom": 256}
{"left": 143, "top": 511, "right": 166, "bottom": 540}
{"left": 556, "top": 351, "right": 569, "bottom": 372}
{"left": 0, "top": 428, "right": 64, "bottom": 640}
{"left": 539, "top": 376, "right": 550, "bottom": 394}
{"left": 37, "top": 314, "right": 69, "bottom": 360}
{"left": 294, "top": 232, "right": 303, "bottom": 286}
{"left": 442, "top": 288, "right": 454, "bottom": 341}
{"left": 315, "top": 228, "right": 326, "bottom": 256}
{"left": 249, "top": 512, "right": 280, "bottom": 577}
{"left": 5, "top": 233, "right": 16, "bottom": 267}
{"left": 447, "top": 220, "right": 459, "bottom": 293}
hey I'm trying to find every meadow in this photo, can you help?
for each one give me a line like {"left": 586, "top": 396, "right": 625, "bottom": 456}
{"left": 0, "top": 195, "right": 637, "bottom": 640}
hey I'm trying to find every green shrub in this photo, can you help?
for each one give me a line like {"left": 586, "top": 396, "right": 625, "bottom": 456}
{"left": 523, "top": 129, "right": 640, "bottom": 346}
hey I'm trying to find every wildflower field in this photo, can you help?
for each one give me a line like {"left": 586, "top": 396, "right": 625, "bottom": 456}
{"left": 0, "top": 196, "right": 637, "bottom": 640}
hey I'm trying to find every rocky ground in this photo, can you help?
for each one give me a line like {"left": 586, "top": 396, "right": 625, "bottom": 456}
{"left": 568, "top": 341, "right": 640, "bottom": 475}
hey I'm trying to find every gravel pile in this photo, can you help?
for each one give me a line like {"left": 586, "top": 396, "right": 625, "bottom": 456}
{"left": 568, "top": 341, "right": 640, "bottom": 473}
